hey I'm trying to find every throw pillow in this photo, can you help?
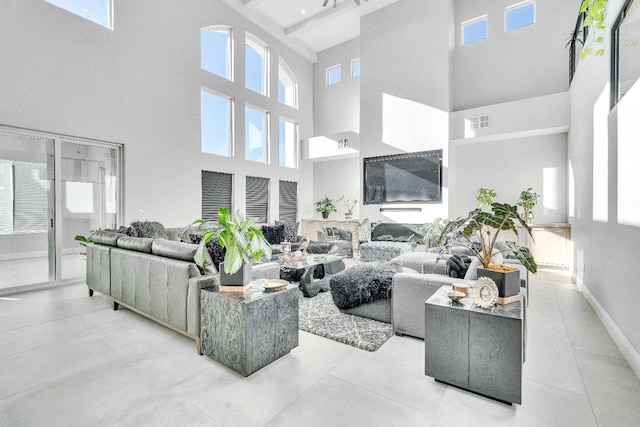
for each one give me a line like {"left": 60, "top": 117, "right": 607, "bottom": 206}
{"left": 190, "top": 233, "right": 227, "bottom": 271}
{"left": 335, "top": 228, "right": 351, "bottom": 242}
{"left": 275, "top": 220, "right": 299, "bottom": 243}
{"left": 261, "top": 224, "right": 285, "bottom": 245}
{"left": 446, "top": 254, "right": 472, "bottom": 279}
{"left": 128, "top": 221, "right": 168, "bottom": 239}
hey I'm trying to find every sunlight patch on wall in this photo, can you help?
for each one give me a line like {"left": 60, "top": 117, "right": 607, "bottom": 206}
{"left": 543, "top": 167, "right": 559, "bottom": 212}
{"left": 65, "top": 182, "right": 93, "bottom": 214}
{"left": 382, "top": 93, "right": 448, "bottom": 152}
{"left": 568, "top": 160, "right": 575, "bottom": 219}
{"left": 307, "top": 136, "right": 358, "bottom": 159}
{"left": 617, "top": 80, "right": 640, "bottom": 227}
{"left": 592, "top": 84, "right": 609, "bottom": 223}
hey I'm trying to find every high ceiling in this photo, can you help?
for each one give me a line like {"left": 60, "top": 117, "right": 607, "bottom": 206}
{"left": 218, "top": 0, "right": 399, "bottom": 61}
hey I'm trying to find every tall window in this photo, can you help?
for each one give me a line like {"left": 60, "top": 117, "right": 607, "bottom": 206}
{"left": 351, "top": 58, "right": 360, "bottom": 78}
{"left": 278, "top": 60, "right": 297, "bottom": 108}
{"left": 279, "top": 180, "right": 298, "bottom": 222}
{"left": 505, "top": 1, "right": 535, "bottom": 32}
{"left": 202, "top": 171, "right": 232, "bottom": 221}
{"left": 246, "top": 34, "right": 269, "bottom": 96}
{"left": 462, "top": 16, "right": 488, "bottom": 45}
{"left": 612, "top": 0, "right": 640, "bottom": 107}
{"left": 46, "top": 0, "right": 113, "bottom": 29}
{"left": 246, "top": 176, "right": 269, "bottom": 223}
{"left": 201, "top": 27, "right": 233, "bottom": 80}
{"left": 201, "top": 89, "right": 233, "bottom": 157}
{"left": 279, "top": 118, "right": 297, "bottom": 168}
{"left": 326, "top": 65, "right": 342, "bottom": 85}
{"left": 245, "top": 106, "right": 269, "bottom": 163}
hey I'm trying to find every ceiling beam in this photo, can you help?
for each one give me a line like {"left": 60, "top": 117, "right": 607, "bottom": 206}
{"left": 285, "top": 0, "right": 356, "bottom": 35}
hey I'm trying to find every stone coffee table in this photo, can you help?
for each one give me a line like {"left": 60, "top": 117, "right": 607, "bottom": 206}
{"left": 279, "top": 255, "right": 346, "bottom": 297}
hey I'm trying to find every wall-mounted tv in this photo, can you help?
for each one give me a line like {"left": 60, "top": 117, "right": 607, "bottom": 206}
{"left": 363, "top": 150, "right": 442, "bottom": 204}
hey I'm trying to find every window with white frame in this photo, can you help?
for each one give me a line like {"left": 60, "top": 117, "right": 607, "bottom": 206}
{"left": 246, "top": 34, "right": 269, "bottom": 96}
{"left": 462, "top": 15, "right": 488, "bottom": 45}
{"left": 326, "top": 65, "right": 342, "bottom": 85}
{"left": 201, "top": 26, "right": 233, "bottom": 80}
{"left": 278, "top": 60, "right": 297, "bottom": 108}
{"left": 245, "top": 105, "right": 269, "bottom": 163}
{"left": 201, "top": 89, "right": 233, "bottom": 157}
{"left": 46, "top": 0, "right": 113, "bottom": 29}
{"left": 351, "top": 58, "right": 360, "bottom": 78}
{"left": 505, "top": 1, "right": 535, "bottom": 32}
{"left": 279, "top": 118, "right": 297, "bottom": 168}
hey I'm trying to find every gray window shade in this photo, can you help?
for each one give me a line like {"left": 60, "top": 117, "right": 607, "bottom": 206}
{"left": 279, "top": 180, "right": 297, "bottom": 222}
{"left": 0, "top": 160, "right": 13, "bottom": 234}
{"left": 13, "top": 162, "right": 48, "bottom": 233}
{"left": 246, "top": 176, "right": 269, "bottom": 223}
{"left": 202, "top": 170, "right": 232, "bottom": 221}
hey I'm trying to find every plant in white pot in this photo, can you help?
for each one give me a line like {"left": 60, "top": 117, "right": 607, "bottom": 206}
{"left": 437, "top": 202, "right": 537, "bottom": 299}
{"left": 516, "top": 187, "right": 539, "bottom": 224}
{"left": 187, "top": 208, "right": 272, "bottom": 286}
{"left": 339, "top": 195, "right": 358, "bottom": 220}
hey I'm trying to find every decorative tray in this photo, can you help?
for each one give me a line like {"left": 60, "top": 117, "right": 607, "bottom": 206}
{"left": 263, "top": 279, "right": 289, "bottom": 292}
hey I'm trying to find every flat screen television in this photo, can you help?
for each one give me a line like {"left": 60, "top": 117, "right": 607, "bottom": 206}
{"left": 363, "top": 150, "right": 442, "bottom": 204}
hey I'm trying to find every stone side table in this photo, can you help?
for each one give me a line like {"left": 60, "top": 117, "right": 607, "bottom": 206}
{"left": 425, "top": 285, "right": 524, "bottom": 404}
{"left": 200, "top": 279, "right": 298, "bottom": 376}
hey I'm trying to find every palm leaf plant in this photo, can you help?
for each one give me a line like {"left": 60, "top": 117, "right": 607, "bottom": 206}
{"left": 437, "top": 203, "right": 537, "bottom": 275}
{"left": 186, "top": 208, "right": 272, "bottom": 275}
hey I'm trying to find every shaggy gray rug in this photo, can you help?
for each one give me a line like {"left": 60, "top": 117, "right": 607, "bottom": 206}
{"left": 297, "top": 261, "right": 394, "bottom": 352}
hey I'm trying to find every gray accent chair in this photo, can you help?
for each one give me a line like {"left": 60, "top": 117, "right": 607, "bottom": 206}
{"left": 85, "top": 232, "right": 279, "bottom": 354}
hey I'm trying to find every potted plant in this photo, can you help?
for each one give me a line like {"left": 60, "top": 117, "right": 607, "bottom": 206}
{"left": 438, "top": 202, "right": 537, "bottom": 299}
{"left": 476, "top": 188, "right": 497, "bottom": 207}
{"left": 339, "top": 195, "right": 358, "bottom": 220}
{"left": 418, "top": 218, "right": 450, "bottom": 248}
{"left": 186, "top": 208, "right": 272, "bottom": 286}
{"left": 315, "top": 196, "right": 337, "bottom": 219}
{"left": 516, "top": 187, "right": 539, "bottom": 224}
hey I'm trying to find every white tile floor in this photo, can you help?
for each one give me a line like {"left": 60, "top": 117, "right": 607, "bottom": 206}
{"left": 0, "top": 254, "right": 85, "bottom": 292}
{"left": 1, "top": 270, "right": 639, "bottom": 426}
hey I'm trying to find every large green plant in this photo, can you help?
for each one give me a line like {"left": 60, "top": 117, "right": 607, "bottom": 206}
{"left": 438, "top": 203, "right": 537, "bottom": 274}
{"left": 314, "top": 196, "right": 337, "bottom": 214}
{"left": 186, "top": 208, "right": 272, "bottom": 275}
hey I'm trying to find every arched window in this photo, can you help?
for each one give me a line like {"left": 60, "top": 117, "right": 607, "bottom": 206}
{"left": 278, "top": 59, "right": 298, "bottom": 108}
{"left": 201, "top": 26, "right": 233, "bottom": 80}
{"left": 245, "top": 33, "right": 269, "bottom": 96}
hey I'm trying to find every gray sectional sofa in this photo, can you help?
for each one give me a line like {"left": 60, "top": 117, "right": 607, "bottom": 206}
{"left": 86, "top": 231, "right": 279, "bottom": 354}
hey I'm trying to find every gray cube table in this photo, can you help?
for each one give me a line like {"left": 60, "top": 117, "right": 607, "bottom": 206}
{"left": 424, "top": 285, "right": 524, "bottom": 404}
{"left": 200, "top": 279, "right": 299, "bottom": 376}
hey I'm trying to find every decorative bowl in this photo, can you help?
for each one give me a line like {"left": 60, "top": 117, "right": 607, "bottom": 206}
{"left": 447, "top": 290, "right": 466, "bottom": 303}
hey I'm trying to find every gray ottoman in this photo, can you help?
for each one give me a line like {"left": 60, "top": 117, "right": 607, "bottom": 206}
{"left": 359, "top": 241, "right": 411, "bottom": 262}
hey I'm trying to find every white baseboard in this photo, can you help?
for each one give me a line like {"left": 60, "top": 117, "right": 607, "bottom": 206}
{"left": 0, "top": 247, "right": 84, "bottom": 261}
{"left": 577, "top": 275, "right": 640, "bottom": 380}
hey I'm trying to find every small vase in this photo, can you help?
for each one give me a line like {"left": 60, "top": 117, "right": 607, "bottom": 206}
{"left": 322, "top": 212, "right": 329, "bottom": 219}
{"left": 344, "top": 212, "right": 353, "bottom": 220}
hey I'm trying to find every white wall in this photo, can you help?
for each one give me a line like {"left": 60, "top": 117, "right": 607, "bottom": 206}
{"left": 568, "top": 0, "right": 640, "bottom": 376}
{"left": 313, "top": 38, "right": 361, "bottom": 136}
{"left": 453, "top": 133, "right": 568, "bottom": 222}
{"left": 453, "top": 0, "right": 576, "bottom": 110}
{"left": 311, "top": 158, "right": 360, "bottom": 221}
{"left": 0, "top": 0, "right": 315, "bottom": 229}
{"left": 355, "top": 0, "right": 454, "bottom": 224}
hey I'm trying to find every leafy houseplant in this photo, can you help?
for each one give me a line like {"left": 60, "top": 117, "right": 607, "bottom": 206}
{"left": 476, "top": 188, "right": 497, "bottom": 207}
{"left": 438, "top": 203, "right": 537, "bottom": 276}
{"left": 315, "top": 196, "right": 337, "bottom": 219}
{"left": 339, "top": 195, "right": 358, "bottom": 219}
{"left": 186, "top": 208, "right": 272, "bottom": 285}
{"left": 567, "top": 0, "right": 608, "bottom": 59}
{"left": 418, "top": 218, "right": 450, "bottom": 248}
{"left": 516, "top": 187, "right": 540, "bottom": 224}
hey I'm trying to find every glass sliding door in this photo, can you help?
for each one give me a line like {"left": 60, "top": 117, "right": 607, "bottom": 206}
{"left": 0, "top": 126, "right": 122, "bottom": 293}
{"left": 60, "top": 141, "right": 119, "bottom": 280}
{"left": 0, "top": 132, "right": 54, "bottom": 291}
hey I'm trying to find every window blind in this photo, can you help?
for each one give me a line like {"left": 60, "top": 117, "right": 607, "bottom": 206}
{"left": 246, "top": 176, "right": 269, "bottom": 223}
{"left": 13, "top": 161, "right": 48, "bottom": 233}
{"left": 279, "top": 180, "right": 298, "bottom": 222}
{"left": 0, "top": 160, "right": 13, "bottom": 234}
{"left": 202, "top": 170, "right": 232, "bottom": 221}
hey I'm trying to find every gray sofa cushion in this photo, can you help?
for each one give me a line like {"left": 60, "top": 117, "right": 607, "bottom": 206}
{"left": 90, "top": 230, "right": 123, "bottom": 246}
{"left": 152, "top": 238, "right": 216, "bottom": 275}
{"left": 127, "top": 220, "right": 168, "bottom": 238}
{"left": 262, "top": 223, "right": 285, "bottom": 245}
{"left": 276, "top": 220, "right": 299, "bottom": 242}
{"left": 117, "top": 236, "right": 154, "bottom": 253}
